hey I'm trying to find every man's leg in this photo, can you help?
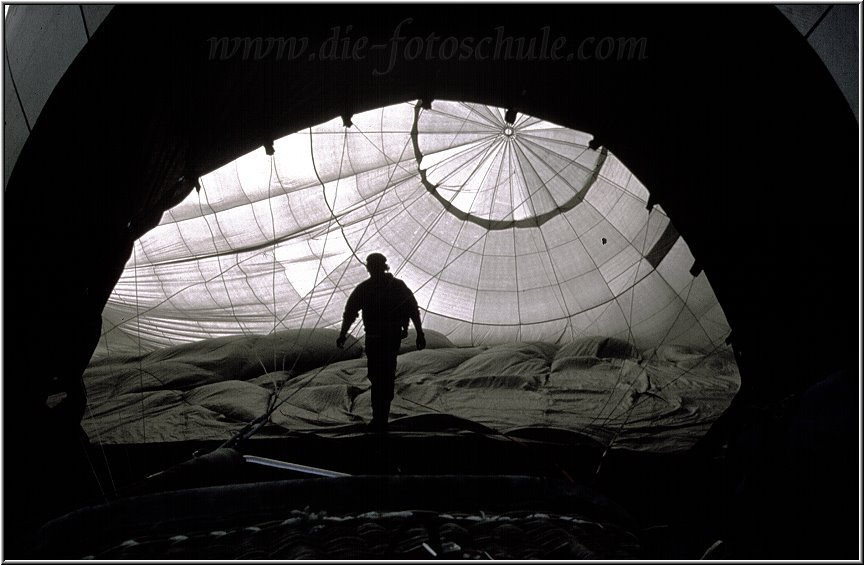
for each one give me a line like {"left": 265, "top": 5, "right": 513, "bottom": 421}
{"left": 366, "top": 337, "right": 399, "bottom": 431}
{"left": 366, "top": 337, "right": 386, "bottom": 429}
{"left": 377, "top": 339, "right": 400, "bottom": 428}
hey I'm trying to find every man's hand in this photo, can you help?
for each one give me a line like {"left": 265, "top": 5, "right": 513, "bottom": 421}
{"left": 400, "top": 326, "right": 409, "bottom": 339}
{"left": 416, "top": 332, "right": 426, "bottom": 351}
{"left": 336, "top": 334, "right": 347, "bottom": 349}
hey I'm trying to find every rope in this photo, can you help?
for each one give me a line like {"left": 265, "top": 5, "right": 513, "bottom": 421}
{"left": 3, "top": 44, "right": 31, "bottom": 132}
{"left": 134, "top": 244, "right": 146, "bottom": 442}
{"left": 585, "top": 203, "right": 656, "bottom": 431}
{"left": 79, "top": 5, "right": 91, "bottom": 40}
{"left": 84, "top": 401, "right": 117, "bottom": 497}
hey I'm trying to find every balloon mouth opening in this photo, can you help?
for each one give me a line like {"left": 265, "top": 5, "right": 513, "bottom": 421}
{"left": 503, "top": 127, "right": 514, "bottom": 137}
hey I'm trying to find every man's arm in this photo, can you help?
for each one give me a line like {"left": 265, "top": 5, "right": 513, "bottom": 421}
{"left": 337, "top": 289, "right": 360, "bottom": 348}
{"left": 411, "top": 310, "right": 425, "bottom": 350}
{"left": 401, "top": 282, "right": 425, "bottom": 350}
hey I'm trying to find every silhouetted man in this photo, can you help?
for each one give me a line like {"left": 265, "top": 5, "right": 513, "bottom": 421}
{"left": 337, "top": 253, "right": 425, "bottom": 431}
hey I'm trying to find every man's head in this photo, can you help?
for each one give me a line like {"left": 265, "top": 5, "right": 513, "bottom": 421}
{"left": 365, "top": 253, "right": 389, "bottom": 276}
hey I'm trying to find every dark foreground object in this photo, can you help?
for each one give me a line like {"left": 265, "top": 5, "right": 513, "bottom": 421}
{"left": 36, "top": 475, "right": 642, "bottom": 559}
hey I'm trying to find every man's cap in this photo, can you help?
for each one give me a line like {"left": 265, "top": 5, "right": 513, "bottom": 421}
{"left": 365, "top": 253, "right": 389, "bottom": 271}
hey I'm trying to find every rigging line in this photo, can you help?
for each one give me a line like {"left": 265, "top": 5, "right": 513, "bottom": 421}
{"left": 84, "top": 400, "right": 117, "bottom": 496}
{"left": 222, "top": 132, "right": 380, "bottom": 446}
{"left": 504, "top": 134, "right": 610, "bottom": 229}
{"left": 467, "top": 157, "right": 503, "bottom": 344}
{"left": 592, "top": 239, "right": 710, "bottom": 434}
{"left": 234, "top": 154, "right": 300, "bottom": 251}
{"left": 316, "top": 123, "right": 354, "bottom": 301}
{"left": 311, "top": 117, "right": 422, "bottom": 183}
{"left": 593, "top": 336, "right": 730, "bottom": 461}
{"left": 300, "top": 124, "right": 414, "bottom": 342}
{"left": 517, "top": 132, "right": 600, "bottom": 162}
{"left": 310, "top": 126, "right": 364, "bottom": 266}
{"left": 638, "top": 283, "right": 702, "bottom": 433}
{"left": 219, "top": 237, "right": 371, "bottom": 445}
{"left": 507, "top": 141, "right": 524, "bottom": 341}
{"left": 412, "top": 101, "right": 601, "bottom": 234}
{"left": 289, "top": 130, "right": 366, "bottom": 339}
{"left": 143, "top": 217, "right": 217, "bottom": 341}
{"left": 135, "top": 216, "right": 296, "bottom": 400}
{"left": 133, "top": 243, "right": 146, "bottom": 443}
{"left": 270, "top": 145, "right": 341, "bottom": 336}
{"left": 362, "top": 107, "right": 536, "bottom": 263}
{"left": 79, "top": 5, "right": 91, "bottom": 40}
{"left": 198, "top": 178, "right": 275, "bottom": 387}
{"left": 389, "top": 105, "right": 510, "bottom": 268}
{"left": 412, "top": 135, "right": 604, "bottom": 232}
{"left": 3, "top": 45, "right": 31, "bottom": 132}
{"left": 107, "top": 228, "right": 664, "bottom": 341}
{"left": 443, "top": 102, "right": 488, "bottom": 153}
{"left": 76, "top": 430, "right": 109, "bottom": 504}
{"left": 134, "top": 214, "right": 350, "bottom": 268}
{"left": 349, "top": 124, "right": 418, "bottom": 259}
{"left": 366, "top": 137, "right": 502, "bottom": 259}
{"left": 514, "top": 148, "right": 601, "bottom": 209}
{"left": 590, "top": 279, "right": 721, "bottom": 442}
{"left": 97, "top": 232, "right": 334, "bottom": 336}
{"left": 409, "top": 111, "right": 501, "bottom": 140}
{"left": 470, "top": 100, "right": 513, "bottom": 130}
{"left": 346, "top": 126, "right": 427, "bottom": 182}
{"left": 263, "top": 123, "right": 420, "bottom": 334}
{"left": 199, "top": 175, "right": 275, "bottom": 320}
{"left": 387, "top": 121, "right": 509, "bottom": 339}
{"left": 113, "top": 366, "right": 229, "bottom": 416}
{"left": 436, "top": 123, "right": 587, "bottom": 478}
{"left": 395, "top": 126, "right": 502, "bottom": 319}
{"left": 804, "top": 5, "right": 833, "bottom": 39}
{"left": 537, "top": 157, "right": 654, "bottom": 427}
{"left": 448, "top": 101, "right": 505, "bottom": 130}
{"left": 523, "top": 141, "right": 650, "bottom": 254}
{"left": 253, "top": 169, "right": 330, "bottom": 399}
{"left": 422, "top": 136, "right": 501, "bottom": 189}
{"left": 218, "top": 320, "right": 365, "bottom": 449}
{"left": 516, "top": 134, "right": 609, "bottom": 187}
{"left": 587, "top": 205, "right": 656, "bottom": 431}
{"left": 268, "top": 157, "right": 278, "bottom": 372}
{"left": 197, "top": 186, "right": 250, "bottom": 335}
{"left": 413, "top": 105, "right": 511, "bottom": 185}
{"left": 274, "top": 132, "right": 352, "bottom": 380}
{"left": 507, "top": 140, "right": 585, "bottom": 341}
{"left": 389, "top": 152, "right": 488, "bottom": 282}
{"left": 626, "top": 274, "right": 721, "bottom": 432}
{"left": 382, "top": 136, "right": 600, "bottom": 325}
{"left": 529, "top": 161, "right": 621, "bottom": 344}
{"left": 245, "top": 245, "right": 361, "bottom": 339}
{"left": 499, "top": 134, "right": 599, "bottom": 220}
